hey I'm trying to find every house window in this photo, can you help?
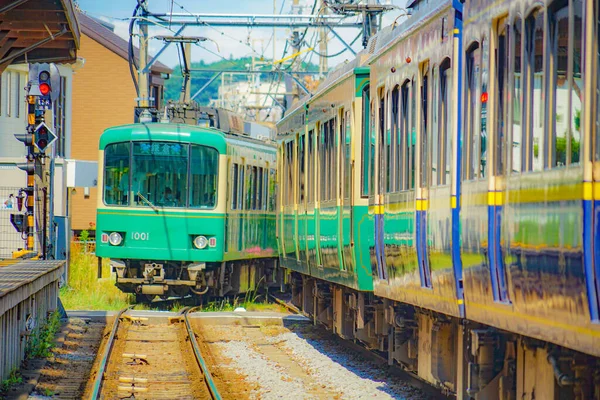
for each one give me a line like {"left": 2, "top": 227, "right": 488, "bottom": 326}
{"left": 53, "top": 76, "right": 67, "bottom": 157}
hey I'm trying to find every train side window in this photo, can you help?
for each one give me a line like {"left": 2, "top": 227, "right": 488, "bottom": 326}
{"left": 525, "top": 9, "right": 545, "bottom": 171}
{"left": 420, "top": 65, "right": 430, "bottom": 187}
{"left": 257, "top": 167, "right": 263, "bottom": 210}
{"left": 308, "top": 129, "right": 314, "bottom": 203}
{"left": 330, "top": 118, "right": 337, "bottom": 200}
{"left": 361, "top": 85, "right": 371, "bottom": 197}
{"left": 392, "top": 85, "right": 400, "bottom": 191}
{"left": 440, "top": 58, "right": 452, "bottom": 185}
{"left": 245, "top": 165, "right": 253, "bottom": 210}
{"left": 370, "top": 99, "right": 376, "bottom": 195}
{"left": 464, "top": 42, "right": 481, "bottom": 180}
{"left": 512, "top": 18, "right": 523, "bottom": 173}
{"left": 495, "top": 22, "right": 509, "bottom": 176}
{"left": 480, "top": 37, "right": 489, "bottom": 178}
{"left": 344, "top": 111, "right": 351, "bottom": 200}
{"left": 549, "top": 0, "right": 583, "bottom": 167}
{"left": 287, "top": 141, "right": 294, "bottom": 206}
{"left": 299, "top": 134, "right": 305, "bottom": 203}
{"left": 379, "top": 91, "right": 390, "bottom": 193}
{"left": 431, "top": 66, "right": 440, "bottom": 186}
{"left": 231, "top": 163, "right": 239, "bottom": 209}
{"left": 321, "top": 122, "right": 328, "bottom": 201}
{"left": 103, "top": 142, "right": 131, "bottom": 206}
{"left": 268, "top": 168, "right": 276, "bottom": 211}
{"left": 238, "top": 163, "right": 245, "bottom": 210}
{"left": 410, "top": 77, "right": 416, "bottom": 188}
{"left": 400, "top": 81, "right": 411, "bottom": 190}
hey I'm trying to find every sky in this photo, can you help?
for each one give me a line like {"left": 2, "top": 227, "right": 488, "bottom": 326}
{"left": 75, "top": 0, "right": 409, "bottom": 71}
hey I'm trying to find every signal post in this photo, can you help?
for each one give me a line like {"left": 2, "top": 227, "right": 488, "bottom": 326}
{"left": 12, "top": 64, "right": 58, "bottom": 257}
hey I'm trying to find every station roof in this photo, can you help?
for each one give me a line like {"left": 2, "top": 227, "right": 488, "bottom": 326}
{"left": 77, "top": 12, "right": 172, "bottom": 75}
{"left": 0, "top": 0, "right": 80, "bottom": 72}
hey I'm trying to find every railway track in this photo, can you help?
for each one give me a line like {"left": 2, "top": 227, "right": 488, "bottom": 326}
{"left": 89, "top": 307, "right": 221, "bottom": 400}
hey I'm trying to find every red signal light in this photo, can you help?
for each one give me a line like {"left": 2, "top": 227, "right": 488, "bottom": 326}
{"left": 39, "top": 82, "right": 50, "bottom": 96}
{"left": 481, "top": 92, "right": 488, "bottom": 103}
{"left": 37, "top": 139, "right": 48, "bottom": 149}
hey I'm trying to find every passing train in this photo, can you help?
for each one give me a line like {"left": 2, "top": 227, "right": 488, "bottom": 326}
{"left": 96, "top": 108, "right": 278, "bottom": 301}
{"left": 276, "top": 0, "right": 600, "bottom": 398}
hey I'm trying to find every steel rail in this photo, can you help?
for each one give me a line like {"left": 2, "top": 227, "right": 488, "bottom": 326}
{"left": 183, "top": 308, "right": 222, "bottom": 400}
{"left": 89, "top": 306, "right": 133, "bottom": 399}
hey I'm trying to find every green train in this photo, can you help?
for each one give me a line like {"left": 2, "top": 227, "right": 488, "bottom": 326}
{"left": 96, "top": 110, "right": 277, "bottom": 301}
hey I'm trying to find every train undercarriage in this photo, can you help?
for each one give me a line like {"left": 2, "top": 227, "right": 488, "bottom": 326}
{"left": 108, "top": 258, "right": 279, "bottom": 301}
{"left": 285, "top": 270, "right": 600, "bottom": 400}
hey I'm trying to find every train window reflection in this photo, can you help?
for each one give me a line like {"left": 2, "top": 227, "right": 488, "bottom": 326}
{"left": 431, "top": 66, "right": 439, "bottom": 186}
{"left": 526, "top": 9, "right": 545, "bottom": 171}
{"left": 550, "top": 3, "right": 570, "bottom": 167}
{"left": 189, "top": 145, "right": 218, "bottom": 209}
{"left": 512, "top": 19, "right": 523, "bottom": 173}
{"left": 440, "top": 59, "right": 452, "bottom": 185}
{"left": 420, "top": 66, "right": 429, "bottom": 187}
{"left": 132, "top": 142, "right": 188, "bottom": 208}
{"left": 464, "top": 42, "right": 480, "bottom": 180}
{"left": 571, "top": 0, "right": 583, "bottom": 165}
{"left": 103, "top": 142, "right": 131, "bottom": 206}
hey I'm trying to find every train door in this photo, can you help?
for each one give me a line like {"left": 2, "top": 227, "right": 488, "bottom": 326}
{"left": 337, "top": 109, "right": 348, "bottom": 271}
{"left": 417, "top": 63, "right": 432, "bottom": 288}
{"left": 340, "top": 110, "right": 354, "bottom": 271}
{"left": 374, "top": 90, "right": 387, "bottom": 279}
{"left": 488, "top": 19, "right": 510, "bottom": 303}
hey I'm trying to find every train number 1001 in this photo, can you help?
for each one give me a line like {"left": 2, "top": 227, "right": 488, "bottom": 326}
{"left": 130, "top": 232, "right": 150, "bottom": 241}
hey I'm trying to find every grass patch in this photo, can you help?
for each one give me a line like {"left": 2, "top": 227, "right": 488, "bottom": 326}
{"left": 25, "top": 311, "right": 61, "bottom": 359}
{"left": 200, "top": 290, "right": 287, "bottom": 313}
{"left": 59, "top": 242, "right": 133, "bottom": 311}
{"left": 0, "top": 369, "right": 23, "bottom": 395}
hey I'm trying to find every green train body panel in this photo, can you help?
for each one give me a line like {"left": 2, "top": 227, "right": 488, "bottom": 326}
{"left": 96, "top": 209, "right": 226, "bottom": 262}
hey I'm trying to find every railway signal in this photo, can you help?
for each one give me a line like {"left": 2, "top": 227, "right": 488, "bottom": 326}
{"left": 33, "top": 122, "right": 57, "bottom": 152}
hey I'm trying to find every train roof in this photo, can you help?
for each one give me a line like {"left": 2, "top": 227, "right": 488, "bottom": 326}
{"left": 365, "top": 0, "right": 453, "bottom": 64}
{"left": 99, "top": 123, "right": 275, "bottom": 153}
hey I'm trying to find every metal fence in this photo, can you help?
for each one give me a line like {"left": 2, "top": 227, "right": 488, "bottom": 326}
{"left": 0, "top": 186, "right": 26, "bottom": 259}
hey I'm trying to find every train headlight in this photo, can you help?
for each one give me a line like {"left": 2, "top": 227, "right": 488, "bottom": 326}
{"left": 193, "top": 235, "right": 208, "bottom": 249}
{"left": 109, "top": 232, "right": 123, "bottom": 246}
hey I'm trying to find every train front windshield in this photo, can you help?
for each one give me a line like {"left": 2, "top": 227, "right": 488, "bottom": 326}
{"left": 103, "top": 141, "right": 218, "bottom": 209}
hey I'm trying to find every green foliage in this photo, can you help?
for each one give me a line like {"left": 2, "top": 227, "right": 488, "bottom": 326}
{"left": 59, "top": 242, "right": 133, "bottom": 311}
{"left": 1, "top": 369, "right": 23, "bottom": 394}
{"left": 79, "top": 229, "right": 89, "bottom": 242}
{"left": 25, "top": 311, "right": 61, "bottom": 359}
{"left": 163, "top": 56, "right": 319, "bottom": 105}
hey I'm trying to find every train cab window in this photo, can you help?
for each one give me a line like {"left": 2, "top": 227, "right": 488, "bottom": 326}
{"left": 370, "top": 100, "right": 376, "bottom": 195}
{"left": 189, "top": 145, "right": 218, "bottom": 209}
{"left": 103, "top": 142, "right": 131, "bottom": 206}
{"left": 549, "top": 0, "right": 583, "bottom": 167}
{"left": 132, "top": 142, "right": 188, "bottom": 208}
{"left": 512, "top": 19, "right": 523, "bottom": 173}
{"left": 361, "top": 85, "right": 371, "bottom": 197}
{"left": 525, "top": 9, "right": 545, "bottom": 171}
{"left": 464, "top": 42, "right": 481, "bottom": 180}
{"left": 321, "top": 123, "right": 328, "bottom": 201}
{"left": 343, "top": 111, "right": 351, "bottom": 200}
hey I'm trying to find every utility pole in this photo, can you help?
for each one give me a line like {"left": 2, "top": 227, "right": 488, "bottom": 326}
{"left": 319, "top": 0, "right": 328, "bottom": 77}
{"left": 290, "top": 0, "right": 301, "bottom": 105}
{"left": 137, "top": 3, "right": 151, "bottom": 121}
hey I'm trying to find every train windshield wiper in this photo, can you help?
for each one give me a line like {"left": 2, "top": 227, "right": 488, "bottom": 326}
{"left": 137, "top": 192, "right": 159, "bottom": 212}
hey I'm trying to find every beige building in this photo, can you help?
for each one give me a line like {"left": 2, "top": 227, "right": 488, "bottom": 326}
{"left": 69, "top": 13, "right": 171, "bottom": 233}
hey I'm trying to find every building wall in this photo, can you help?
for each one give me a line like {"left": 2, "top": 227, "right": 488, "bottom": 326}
{"left": 70, "top": 34, "right": 137, "bottom": 232}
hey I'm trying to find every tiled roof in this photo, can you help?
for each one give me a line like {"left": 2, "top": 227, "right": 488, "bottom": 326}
{"left": 77, "top": 12, "right": 173, "bottom": 75}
